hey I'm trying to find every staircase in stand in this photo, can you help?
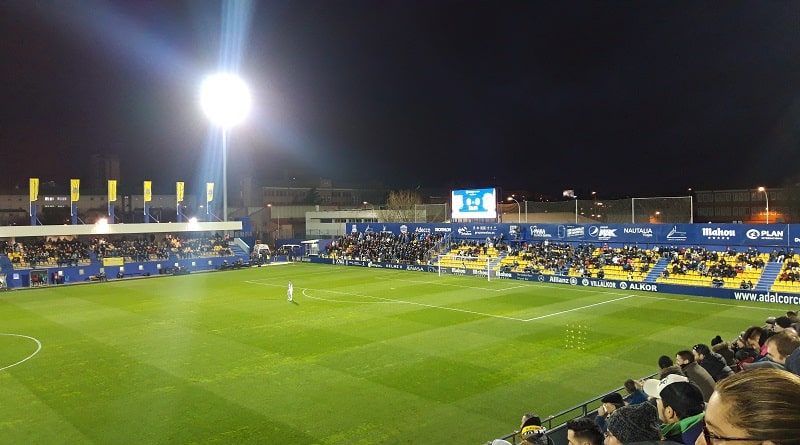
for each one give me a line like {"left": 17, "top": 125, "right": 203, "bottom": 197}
{"left": 755, "top": 261, "right": 783, "bottom": 292}
{"left": 643, "top": 257, "right": 671, "bottom": 283}
{"left": 490, "top": 252, "right": 507, "bottom": 270}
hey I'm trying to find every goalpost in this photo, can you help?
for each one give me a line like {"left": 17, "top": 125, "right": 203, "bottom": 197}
{"left": 436, "top": 254, "right": 493, "bottom": 281}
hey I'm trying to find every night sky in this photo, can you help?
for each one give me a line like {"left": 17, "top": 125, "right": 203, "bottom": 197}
{"left": 2, "top": 1, "right": 800, "bottom": 199}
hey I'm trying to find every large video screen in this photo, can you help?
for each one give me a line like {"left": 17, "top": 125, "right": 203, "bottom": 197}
{"left": 451, "top": 188, "right": 497, "bottom": 219}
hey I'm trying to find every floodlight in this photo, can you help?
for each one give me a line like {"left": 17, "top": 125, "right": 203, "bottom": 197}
{"left": 200, "top": 73, "right": 251, "bottom": 128}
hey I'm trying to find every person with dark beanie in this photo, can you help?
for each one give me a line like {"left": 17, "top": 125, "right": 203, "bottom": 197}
{"left": 604, "top": 402, "right": 661, "bottom": 445}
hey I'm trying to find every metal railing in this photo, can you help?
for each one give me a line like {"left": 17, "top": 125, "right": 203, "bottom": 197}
{"left": 486, "top": 372, "right": 657, "bottom": 445}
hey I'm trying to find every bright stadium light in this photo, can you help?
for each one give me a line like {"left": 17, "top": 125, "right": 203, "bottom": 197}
{"left": 200, "top": 73, "right": 251, "bottom": 222}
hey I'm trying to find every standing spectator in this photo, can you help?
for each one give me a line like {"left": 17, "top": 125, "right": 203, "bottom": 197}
{"left": 642, "top": 374, "right": 705, "bottom": 445}
{"left": 696, "top": 369, "right": 800, "bottom": 445}
{"left": 692, "top": 344, "right": 733, "bottom": 382}
{"left": 675, "top": 350, "right": 716, "bottom": 402}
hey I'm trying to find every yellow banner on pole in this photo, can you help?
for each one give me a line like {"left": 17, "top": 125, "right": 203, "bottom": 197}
{"left": 206, "top": 182, "right": 214, "bottom": 203}
{"left": 108, "top": 180, "right": 117, "bottom": 202}
{"left": 176, "top": 182, "right": 185, "bottom": 203}
{"left": 144, "top": 181, "right": 152, "bottom": 202}
{"left": 70, "top": 179, "right": 80, "bottom": 202}
{"left": 30, "top": 178, "right": 39, "bottom": 202}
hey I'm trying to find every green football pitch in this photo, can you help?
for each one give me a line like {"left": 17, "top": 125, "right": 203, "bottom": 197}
{"left": 0, "top": 263, "right": 786, "bottom": 444}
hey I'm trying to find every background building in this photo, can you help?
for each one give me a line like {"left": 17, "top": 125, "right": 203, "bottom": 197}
{"left": 694, "top": 187, "right": 798, "bottom": 224}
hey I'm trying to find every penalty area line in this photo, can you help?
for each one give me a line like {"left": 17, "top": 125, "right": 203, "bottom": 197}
{"left": 523, "top": 295, "right": 634, "bottom": 322}
{"left": 301, "top": 287, "right": 527, "bottom": 321}
{"left": 299, "top": 287, "right": 635, "bottom": 323}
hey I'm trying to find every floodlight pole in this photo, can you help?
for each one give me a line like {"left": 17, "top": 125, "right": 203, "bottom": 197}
{"left": 222, "top": 127, "right": 228, "bottom": 222}
{"left": 507, "top": 197, "right": 521, "bottom": 223}
{"left": 200, "top": 73, "right": 251, "bottom": 225}
{"left": 575, "top": 196, "right": 578, "bottom": 224}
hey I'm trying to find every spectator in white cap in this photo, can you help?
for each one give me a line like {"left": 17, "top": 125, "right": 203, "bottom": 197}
{"left": 642, "top": 374, "right": 705, "bottom": 444}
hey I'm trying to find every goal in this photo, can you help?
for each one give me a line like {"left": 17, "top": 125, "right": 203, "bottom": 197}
{"left": 436, "top": 253, "right": 494, "bottom": 281}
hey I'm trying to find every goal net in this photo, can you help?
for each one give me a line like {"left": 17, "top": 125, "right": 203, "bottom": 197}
{"left": 436, "top": 253, "right": 494, "bottom": 281}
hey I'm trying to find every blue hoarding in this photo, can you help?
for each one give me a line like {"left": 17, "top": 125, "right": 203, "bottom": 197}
{"left": 348, "top": 222, "right": 800, "bottom": 248}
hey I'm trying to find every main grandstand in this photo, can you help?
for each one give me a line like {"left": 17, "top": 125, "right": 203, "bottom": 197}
{"left": 319, "top": 222, "right": 800, "bottom": 305}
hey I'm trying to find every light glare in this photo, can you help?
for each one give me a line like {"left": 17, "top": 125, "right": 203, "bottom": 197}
{"left": 200, "top": 73, "right": 251, "bottom": 128}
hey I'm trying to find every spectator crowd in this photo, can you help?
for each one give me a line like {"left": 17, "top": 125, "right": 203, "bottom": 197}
{"left": 490, "top": 310, "right": 800, "bottom": 445}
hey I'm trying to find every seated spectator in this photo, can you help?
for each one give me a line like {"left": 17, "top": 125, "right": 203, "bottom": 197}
{"left": 734, "top": 326, "right": 765, "bottom": 365}
{"left": 658, "top": 355, "right": 686, "bottom": 379}
{"left": 566, "top": 417, "right": 603, "bottom": 445}
{"left": 786, "top": 346, "right": 800, "bottom": 376}
{"left": 595, "top": 393, "right": 624, "bottom": 433}
{"left": 518, "top": 414, "right": 550, "bottom": 445}
{"left": 692, "top": 344, "right": 734, "bottom": 381}
{"left": 772, "top": 316, "right": 795, "bottom": 335}
{"left": 675, "top": 350, "right": 715, "bottom": 402}
{"left": 710, "top": 335, "right": 736, "bottom": 367}
{"left": 743, "top": 330, "right": 800, "bottom": 371}
{"left": 604, "top": 402, "right": 661, "bottom": 445}
{"left": 642, "top": 374, "right": 705, "bottom": 445}
{"left": 622, "top": 379, "right": 647, "bottom": 405}
{"left": 787, "top": 310, "right": 799, "bottom": 327}
{"left": 696, "top": 369, "right": 800, "bottom": 445}
{"left": 489, "top": 413, "right": 551, "bottom": 445}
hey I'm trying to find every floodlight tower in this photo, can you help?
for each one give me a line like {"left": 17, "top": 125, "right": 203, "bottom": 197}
{"left": 200, "top": 73, "right": 251, "bottom": 222}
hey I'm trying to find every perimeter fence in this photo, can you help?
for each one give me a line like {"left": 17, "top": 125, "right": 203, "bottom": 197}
{"left": 499, "top": 196, "right": 693, "bottom": 224}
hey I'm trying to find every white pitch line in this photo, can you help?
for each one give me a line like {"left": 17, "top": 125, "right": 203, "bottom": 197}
{"left": 523, "top": 295, "right": 634, "bottom": 321}
{"left": 0, "top": 333, "right": 42, "bottom": 372}
{"left": 299, "top": 287, "right": 636, "bottom": 322}
{"left": 301, "top": 287, "right": 528, "bottom": 321}
{"left": 622, "top": 293, "right": 780, "bottom": 311}
{"left": 301, "top": 288, "right": 400, "bottom": 304}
